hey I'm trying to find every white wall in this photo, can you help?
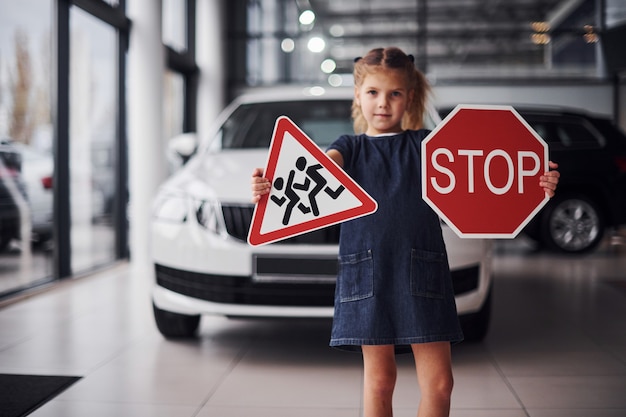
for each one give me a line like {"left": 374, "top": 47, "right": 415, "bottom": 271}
{"left": 431, "top": 84, "right": 615, "bottom": 117}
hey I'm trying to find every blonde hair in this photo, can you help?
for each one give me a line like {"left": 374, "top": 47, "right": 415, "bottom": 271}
{"left": 351, "top": 47, "right": 430, "bottom": 134}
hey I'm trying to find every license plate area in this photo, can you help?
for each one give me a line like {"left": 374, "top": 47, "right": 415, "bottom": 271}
{"left": 252, "top": 255, "right": 338, "bottom": 284}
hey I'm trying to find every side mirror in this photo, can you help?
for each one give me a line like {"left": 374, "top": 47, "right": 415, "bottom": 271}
{"left": 168, "top": 132, "right": 197, "bottom": 165}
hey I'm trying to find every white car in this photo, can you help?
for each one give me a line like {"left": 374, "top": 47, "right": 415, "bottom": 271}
{"left": 0, "top": 141, "right": 53, "bottom": 247}
{"left": 151, "top": 87, "right": 493, "bottom": 341}
{"left": 13, "top": 143, "right": 54, "bottom": 244}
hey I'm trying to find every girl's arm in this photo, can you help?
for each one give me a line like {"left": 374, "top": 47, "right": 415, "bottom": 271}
{"left": 326, "top": 149, "right": 344, "bottom": 168}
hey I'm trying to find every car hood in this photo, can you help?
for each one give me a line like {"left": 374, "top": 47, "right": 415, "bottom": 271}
{"left": 159, "top": 149, "right": 268, "bottom": 204}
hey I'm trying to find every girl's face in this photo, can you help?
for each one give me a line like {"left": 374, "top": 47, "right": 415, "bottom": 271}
{"left": 355, "top": 69, "right": 413, "bottom": 136}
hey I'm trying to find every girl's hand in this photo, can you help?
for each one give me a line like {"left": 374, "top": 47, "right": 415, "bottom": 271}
{"left": 251, "top": 168, "right": 271, "bottom": 203}
{"left": 540, "top": 161, "right": 560, "bottom": 198}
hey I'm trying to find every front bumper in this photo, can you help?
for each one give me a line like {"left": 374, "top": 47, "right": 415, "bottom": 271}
{"left": 151, "top": 205, "right": 492, "bottom": 318}
{"left": 153, "top": 261, "right": 483, "bottom": 317}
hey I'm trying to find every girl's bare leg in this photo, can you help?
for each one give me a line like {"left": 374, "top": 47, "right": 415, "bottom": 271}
{"left": 411, "top": 342, "right": 454, "bottom": 417}
{"left": 362, "top": 345, "right": 397, "bottom": 417}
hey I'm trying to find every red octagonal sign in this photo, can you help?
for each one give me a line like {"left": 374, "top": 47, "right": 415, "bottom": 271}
{"left": 422, "top": 105, "right": 550, "bottom": 238}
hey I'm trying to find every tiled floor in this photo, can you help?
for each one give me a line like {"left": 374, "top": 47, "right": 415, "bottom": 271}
{"left": 1, "top": 234, "right": 625, "bottom": 417}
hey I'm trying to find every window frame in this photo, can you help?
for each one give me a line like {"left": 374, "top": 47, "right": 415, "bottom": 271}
{"left": 54, "top": 0, "right": 131, "bottom": 279}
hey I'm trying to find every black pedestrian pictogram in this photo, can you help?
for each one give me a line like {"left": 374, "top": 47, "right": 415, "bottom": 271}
{"left": 271, "top": 156, "right": 345, "bottom": 225}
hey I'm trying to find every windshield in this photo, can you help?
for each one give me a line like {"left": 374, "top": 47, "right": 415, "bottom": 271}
{"left": 217, "top": 100, "right": 353, "bottom": 150}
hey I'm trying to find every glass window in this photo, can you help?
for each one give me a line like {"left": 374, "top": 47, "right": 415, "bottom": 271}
{"left": 163, "top": 70, "right": 185, "bottom": 173}
{"left": 0, "top": 0, "right": 54, "bottom": 295}
{"left": 527, "top": 117, "right": 604, "bottom": 150}
{"left": 217, "top": 100, "right": 352, "bottom": 150}
{"left": 69, "top": 6, "right": 117, "bottom": 273}
{"left": 163, "top": 70, "right": 185, "bottom": 141}
{"left": 162, "top": 0, "right": 187, "bottom": 52}
{"left": 554, "top": 120, "right": 605, "bottom": 149}
{"left": 606, "top": 0, "right": 626, "bottom": 27}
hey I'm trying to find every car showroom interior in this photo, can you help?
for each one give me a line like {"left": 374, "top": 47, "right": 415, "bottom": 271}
{"left": 0, "top": 0, "right": 625, "bottom": 416}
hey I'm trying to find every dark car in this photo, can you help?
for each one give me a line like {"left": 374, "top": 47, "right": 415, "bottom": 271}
{"left": 521, "top": 107, "right": 626, "bottom": 253}
{"left": 0, "top": 141, "right": 27, "bottom": 251}
{"left": 441, "top": 106, "right": 626, "bottom": 253}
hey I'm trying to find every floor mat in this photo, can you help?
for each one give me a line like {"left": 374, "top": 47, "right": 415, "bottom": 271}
{"left": 0, "top": 373, "right": 81, "bottom": 417}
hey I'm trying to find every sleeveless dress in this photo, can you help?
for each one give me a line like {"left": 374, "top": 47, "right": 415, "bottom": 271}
{"left": 327, "top": 130, "right": 464, "bottom": 353}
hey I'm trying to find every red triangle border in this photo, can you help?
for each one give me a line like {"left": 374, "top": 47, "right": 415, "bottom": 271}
{"left": 247, "top": 116, "right": 377, "bottom": 246}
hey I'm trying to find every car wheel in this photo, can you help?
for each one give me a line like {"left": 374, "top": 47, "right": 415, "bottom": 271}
{"left": 153, "top": 302, "right": 200, "bottom": 338}
{"left": 459, "top": 288, "right": 491, "bottom": 342}
{"left": 540, "top": 194, "right": 604, "bottom": 254}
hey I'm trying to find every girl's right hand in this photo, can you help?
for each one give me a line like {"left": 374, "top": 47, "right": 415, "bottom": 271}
{"left": 251, "top": 168, "right": 271, "bottom": 203}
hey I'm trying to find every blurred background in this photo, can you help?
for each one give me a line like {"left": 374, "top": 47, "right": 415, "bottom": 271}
{"left": 0, "top": 0, "right": 624, "bottom": 299}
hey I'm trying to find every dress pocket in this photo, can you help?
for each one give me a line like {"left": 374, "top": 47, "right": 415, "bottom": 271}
{"left": 410, "top": 248, "right": 446, "bottom": 299}
{"left": 337, "top": 249, "right": 374, "bottom": 303}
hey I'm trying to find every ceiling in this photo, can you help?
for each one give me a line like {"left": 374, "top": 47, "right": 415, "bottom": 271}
{"left": 304, "top": 0, "right": 614, "bottom": 75}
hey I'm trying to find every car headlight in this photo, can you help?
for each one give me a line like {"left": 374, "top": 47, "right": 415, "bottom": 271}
{"left": 152, "top": 192, "right": 189, "bottom": 223}
{"left": 153, "top": 191, "right": 227, "bottom": 237}
{"left": 195, "top": 199, "right": 227, "bottom": 236}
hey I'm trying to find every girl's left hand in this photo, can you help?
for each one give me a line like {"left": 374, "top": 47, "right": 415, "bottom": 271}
{"left": 540, "top": 161, "right": 560, "bottom": 198}
{"left": 251, "top": 168, "right": 272, "bottom": 203}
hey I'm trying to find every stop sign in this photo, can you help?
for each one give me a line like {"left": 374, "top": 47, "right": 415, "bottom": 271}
{"left": 422, "top": 105, "right": 549, "bottom": 238}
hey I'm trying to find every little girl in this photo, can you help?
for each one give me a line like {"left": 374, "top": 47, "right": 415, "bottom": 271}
{"left": 251, "top": 47, "right": 560, "bottom": 417}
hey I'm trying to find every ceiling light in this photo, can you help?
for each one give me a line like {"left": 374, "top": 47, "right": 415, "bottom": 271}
{"left": 307, "top": 37, "right": 325, "bottom": 53}
{"left": 583, "top": 25, "right": 599, "bottom": 43}
{"left": 329, "top": 24, "right": 345, "bottom": 37}
{"left": 531, "top": 33, "right": 551, "bottom": 45}
{"left": 299, "top": 10, "right": 315, "bottom": 25}
{"left": 328, "top": 74, "right": 343, "bottom": 87}
{"left": 321, "top": 59, "right": 336, "bottom": 73}
{"left": 281, "top": 38, "right": 295, "bottom": 53}
{"left": 530, "top": 21, "right": 550, "bottom": 33}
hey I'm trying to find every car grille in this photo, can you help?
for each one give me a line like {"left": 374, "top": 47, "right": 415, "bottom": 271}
{"left": 155, "top": 263, "right": 336, "bottom": 306}
{"left": 154, "top": 263, "right": 479, "bottom": 307}
{"left": 221, "top": 203, "right": 340, "bottom": 244}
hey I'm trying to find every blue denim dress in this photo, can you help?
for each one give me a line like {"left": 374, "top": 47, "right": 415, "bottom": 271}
{"left": 327, "top": 130, "right": 464, "bottom": 353}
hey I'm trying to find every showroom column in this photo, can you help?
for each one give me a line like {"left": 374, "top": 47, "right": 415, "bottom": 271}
{"left": 127, "top": 0, "right": 166, "bottom": 273}
{"left": 196, "top": 0, "right": 226, "bottom": 138}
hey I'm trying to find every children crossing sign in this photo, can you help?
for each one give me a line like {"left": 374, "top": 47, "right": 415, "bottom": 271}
{"left": 247, "top": 116, "right": 378, "bottom": 246}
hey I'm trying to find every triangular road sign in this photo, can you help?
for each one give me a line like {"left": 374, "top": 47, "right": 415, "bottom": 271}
{"left": 248, "top": 116, "right": 378, "bottom": 246}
